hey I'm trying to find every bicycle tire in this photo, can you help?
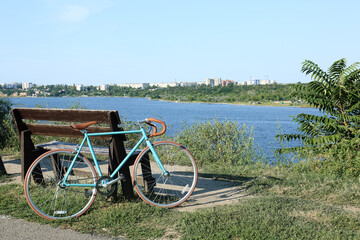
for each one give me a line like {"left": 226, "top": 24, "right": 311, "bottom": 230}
{"left": 133, "top": 141, "right": 198, "bottom": 208}
{"left": 24, "top": 149, "right": 98, "bottom": 220}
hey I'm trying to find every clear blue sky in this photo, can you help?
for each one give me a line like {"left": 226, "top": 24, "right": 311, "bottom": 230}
{"left": 1, "top": 0, "right": 359, "bottom": 85}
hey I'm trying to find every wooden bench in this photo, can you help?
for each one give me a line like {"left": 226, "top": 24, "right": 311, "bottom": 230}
{"left": 11, "top": 107, "right": 142, "bottom": 199}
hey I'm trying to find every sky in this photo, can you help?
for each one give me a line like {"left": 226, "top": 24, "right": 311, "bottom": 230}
{"left": 1, "top": 0, "right": 360, "bottom": 86}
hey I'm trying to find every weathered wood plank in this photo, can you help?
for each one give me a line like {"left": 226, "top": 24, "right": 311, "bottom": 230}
{"left": 26, "top": 124, "right": 113, "bottom": 139}
{"left": 12, "top": 108, "right": 118, "bottom": 123}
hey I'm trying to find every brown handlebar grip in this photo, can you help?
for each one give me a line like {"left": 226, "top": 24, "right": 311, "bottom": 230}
{"left": 146, "top": 118, "right": 166, "bottom": 137}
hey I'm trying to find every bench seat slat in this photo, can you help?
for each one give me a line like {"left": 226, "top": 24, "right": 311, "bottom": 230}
{"left": 27, "top": 124, "right": 118, "bottom": 139}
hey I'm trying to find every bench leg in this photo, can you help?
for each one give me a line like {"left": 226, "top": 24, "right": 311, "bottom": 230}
{"left": 0, "top": 156, "right": 7, "bottom": 175}
{"left": 21, "top": 130, "right": 35, "bottom": 182}
{"left": 50, "top": 153, "right": 64, "bottom": 180}
{"left": 21, "top": 130, "right": 47, "bottom": 182}
{"left": 109, "top": 139, "right": 135, "bottom": 199}
{"left": 119, "top": 161, "right": 135, "bottom": 198}
{"left": 140, "top": 153, "right": 156, "bottom": 193}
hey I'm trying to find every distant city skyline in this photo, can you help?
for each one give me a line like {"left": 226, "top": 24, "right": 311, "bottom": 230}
{"left": 1, "top": 1, "right": 360, "bottom": 85}
{"left": 1, "top": 76, "right": 277, "bottom": 90}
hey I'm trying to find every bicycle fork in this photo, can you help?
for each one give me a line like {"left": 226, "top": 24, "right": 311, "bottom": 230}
{"left": 145, "top": 139, "right": 169, "bottom": 176}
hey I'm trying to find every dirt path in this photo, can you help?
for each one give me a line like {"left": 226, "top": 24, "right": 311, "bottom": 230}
{"left": 1, "top": 156, "right": 250, "bottom": 211}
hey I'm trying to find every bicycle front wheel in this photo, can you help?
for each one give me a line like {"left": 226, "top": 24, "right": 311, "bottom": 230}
{"left": 133, "top": 141, "right": 198, "bottom": 208}
{"left": 24, "top": 149, "right": 98, "bottom": 220}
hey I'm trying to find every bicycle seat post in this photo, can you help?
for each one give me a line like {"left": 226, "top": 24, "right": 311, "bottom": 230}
{"left": 80, "top": 129, "right": 87, "bottom": 134}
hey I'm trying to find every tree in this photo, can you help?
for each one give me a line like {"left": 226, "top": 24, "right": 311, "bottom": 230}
{"left": 277, "top": 58, "right": 360, "bottom": 152}
{"left": 0, "top": 98, "right": 12, "bottom": 148}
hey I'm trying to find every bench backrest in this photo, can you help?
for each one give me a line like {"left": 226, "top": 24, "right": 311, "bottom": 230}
{"left": 12, "top": 108, "right": 126, "bottom": 140}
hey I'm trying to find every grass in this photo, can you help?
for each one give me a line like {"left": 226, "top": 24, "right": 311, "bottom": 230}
{"left": 0, "top": 166, "right": 359, "bottom": 239}
{"left": 179, "top": 196, "right": 360, "bottom": 240}
{"left": 0, "top": 173, "right": 13, "bottom": 183}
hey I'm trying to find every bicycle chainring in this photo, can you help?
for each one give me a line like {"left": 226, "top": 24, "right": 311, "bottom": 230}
{"left": 96, "top": 176, "right": 116, "bottom": 196}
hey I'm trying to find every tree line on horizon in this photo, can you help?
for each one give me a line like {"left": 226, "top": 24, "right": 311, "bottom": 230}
{"left": 1, "top": 82, "right": 299, "bottom": 104}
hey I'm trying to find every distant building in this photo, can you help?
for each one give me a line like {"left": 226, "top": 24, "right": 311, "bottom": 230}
{"left": 205, "top": 78, "right": 222, "bottom": 87}
{"left": 0, "top": 82, "right": 20, "bottom": 89}
{"left": 149, "top": 82, "right": 179, "bottom": 88}
{"left": 250, "top": 79, "right": 260, "bottom": 85}
{"left": 179, "top": 82, "right": 198, "bottom": 87}
{"left": 118, "top": 83, "right": 150, "bottom": 89}
{"left": 238, "top": 79, "right": 277, "bottom": 86}
{"left": 22, "top": 82, "right": 33, "bottom": 90}
{"left": 99, "top": 84, "right": 109, "bottom": 91}
{"left": 222, "top": 80, "right": 234, "bottom": 86}
{"left": 75, "top": 84, "right": 84, "bottom": 91}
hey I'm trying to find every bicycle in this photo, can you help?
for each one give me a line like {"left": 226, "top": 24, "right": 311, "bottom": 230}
{"left": 24, "top": 118, "right": 198, "bottom": 220}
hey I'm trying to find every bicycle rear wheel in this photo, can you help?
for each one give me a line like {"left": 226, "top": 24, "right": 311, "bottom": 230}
{"left": 24, "top": 149, "right": 97, "bottom": 220}
{"left": 133, "top": 141, "right": 198, "bottom": 208}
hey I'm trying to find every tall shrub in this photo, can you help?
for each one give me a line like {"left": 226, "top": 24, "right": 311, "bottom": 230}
{"left": 277, "top": 59, "right": 360, "bottom": 177}
{"left": 174, "top": 118, "right": 266, "bottom": 167}
{"left": 0, "top": 98, "right": 13, "bottom": 149}
{"left": 277, "top": 58, "right": 360, "bottom": 152}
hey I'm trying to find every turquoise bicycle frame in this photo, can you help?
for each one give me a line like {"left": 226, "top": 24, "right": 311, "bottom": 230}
{"left": 61, "top": 126, "right": 167, "bottom": 188}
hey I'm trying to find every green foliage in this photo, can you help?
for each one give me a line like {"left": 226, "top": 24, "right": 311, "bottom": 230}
{"left": 144, "top": 84, "right": 295, "bottom": 103}
{"left": 277, "top": 58, "right": 360, "bottom": 152}
{"left": 0, "top": 98, "right": 18, "bottom": 150}
{"left": 277, "top": 58, "right": 360, "bottom": 177}
{"left": 296, "top": 137, "right": 360, "bottom": 178}
{"left": 0, "top": 98, "right": 11, "bottom": 121}
{"left": 174, "top": 118, "right": 267, "bottom": 167}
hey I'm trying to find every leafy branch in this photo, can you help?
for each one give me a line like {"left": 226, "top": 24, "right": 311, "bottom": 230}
{"left": 277, "top": 58, "right": 360, "bottom": 154}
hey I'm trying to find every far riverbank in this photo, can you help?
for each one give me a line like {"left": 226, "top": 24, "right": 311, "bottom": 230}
{"left": 155, "top": 98, "right": 311, "bottom": 108}
{"left": 5, "top": 94, "right": 310, "bottom": 108}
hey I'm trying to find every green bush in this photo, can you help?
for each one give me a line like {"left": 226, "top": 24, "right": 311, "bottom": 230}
{"left": 276, "top": 59, "right": 360, "bottom": 177}
{"left": 0, "top": 98, "right": 19, "bottom": 150}
{"left": 295, "top": 138, "right": 360, "bottom": 178}
{"left": 174, "top": 118, "right": 267, "bottom": 167}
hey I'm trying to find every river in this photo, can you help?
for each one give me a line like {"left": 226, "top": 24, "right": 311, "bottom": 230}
{"left": 8, "top": 97, "right": 320, "bottom": 160}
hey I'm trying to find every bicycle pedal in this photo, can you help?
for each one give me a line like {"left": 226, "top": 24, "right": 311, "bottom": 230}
{"left": 119, "top": 174, "right": 126, "bottom": 181}
{"left": 84, "top": 188, "right": 94, "bottom": 197}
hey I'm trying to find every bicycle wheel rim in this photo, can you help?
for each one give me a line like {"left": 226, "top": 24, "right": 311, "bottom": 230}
{"left": 133, "top": 141, "right": 198, "bottom": 208}
{"left": 24, "top": 149, "right": 97, "bottom": 220}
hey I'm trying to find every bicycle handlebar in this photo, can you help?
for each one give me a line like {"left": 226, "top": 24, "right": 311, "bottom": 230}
{"left": 144, "top": 118, "right": 166, "bottom": 138}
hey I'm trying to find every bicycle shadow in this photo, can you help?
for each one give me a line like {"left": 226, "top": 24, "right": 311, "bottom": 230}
{"left": 177, "top": 173, "right": 256, "bottom": 212}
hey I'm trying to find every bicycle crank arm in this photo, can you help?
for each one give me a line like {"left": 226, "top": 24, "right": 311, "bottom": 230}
{"left": 101, "top": 174, "right": 126, "bottom": 187}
